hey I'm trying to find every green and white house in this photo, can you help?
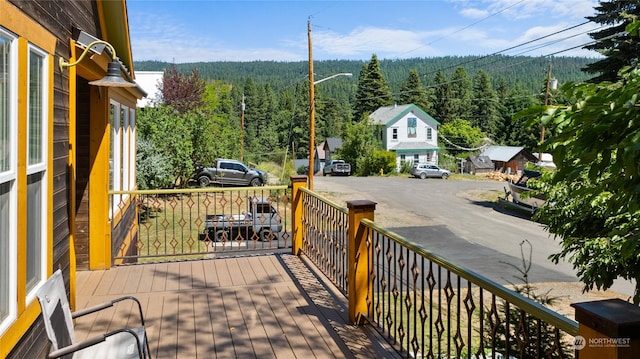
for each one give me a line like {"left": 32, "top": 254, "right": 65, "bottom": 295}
{"left": 369, "top": 103, "right": 441, "bottom": 171}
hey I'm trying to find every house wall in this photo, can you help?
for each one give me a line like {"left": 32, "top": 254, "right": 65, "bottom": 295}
{"left": 2, "top": 0, "right": 141, "bottom": 356}
{"left": 1, "top": 0, "right": 96, "bottom": 356}
{"left": 384, "top": 112, "right": 438, "bottom": 151}
{"left": 494, "top": 154, "right": 532, "bottom": 174}
{"left": 383, "top": 112, "right": 439, "bottom": 171}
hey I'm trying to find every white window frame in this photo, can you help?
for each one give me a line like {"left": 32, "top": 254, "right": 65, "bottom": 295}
{"left": 0, "top": 27, "right": 18, "bottom": 335}
{"left": 391, "top": 127, "right": 398, "bottom": 141}
{"left": 25, "top": 44, "right": 48, "bottom": 301}
{"left": 121, "top": 105, "right": 129, "bottom": 199}
{"left": 426, "top": 127, "right": 433, "bottom": 141}
{"left": 128, "top": 108, "right": 136, "bottom": 190}
{"left": 110, "top": 101, "right": 122, "bottom": 215}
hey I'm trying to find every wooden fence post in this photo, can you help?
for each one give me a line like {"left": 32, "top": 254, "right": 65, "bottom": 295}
{"left": 347, "top": 200, "right": 376, "bottom": 324}
{"left": 290, "top": 175, "right": 307, "bottom": 255}
{"left": 572, "top": 298, "right": 640, "bottom": 358}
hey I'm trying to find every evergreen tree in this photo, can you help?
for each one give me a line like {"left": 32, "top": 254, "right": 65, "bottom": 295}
{"left": 471, "top": 70, "right": 499, "bottom": 136}
{"left": 432, "top": 69, "right": 454, "bottom": 123}
{"left": 353, "top": 54, "right": 393, "bottom": 120}
{"left": 254, "top": 83, "right": 280, "bottom": 157}
{"left": 583, "top": 0, "right": 640, "bottom": 82}
{"left": 283, "top": 83, "right": 312, "bottom": 159}
{"left": 399, "top": 69, "right": 432, "bottom": 112}
{"left": 449, "top": 67, "right": 472, "bottom": 122}
{"left": 495, "top": 79, "right": 538, "bottom": 148}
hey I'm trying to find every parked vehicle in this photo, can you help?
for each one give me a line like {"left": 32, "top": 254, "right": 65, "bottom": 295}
{"left": 410, "top": 164, "right": 451, "bottom": 179}
{"left": 202, "top": 197, "right": 283, "bottom": 241}
{"left": 506, "top": 169, "right": 546, "bottom": 209}
{"left": 323, "top": 160, "right": 351, "bottom": 176}
{"left": 194, "top": 158, "right": 266, "bottom": 187}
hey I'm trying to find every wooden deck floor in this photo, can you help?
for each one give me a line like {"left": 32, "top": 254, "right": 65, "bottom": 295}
{"left": 75, "top": 253, "right": 398, "bottom": 358}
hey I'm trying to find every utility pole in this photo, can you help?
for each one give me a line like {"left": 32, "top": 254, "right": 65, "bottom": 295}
{"left": 240, "top": 94, "right": 245, "bottom": 162}
{"left": 308, "top": 18, "right": 316, "bottom": 190}
{"left": 540, "top": 63, "right": 552, "bottom": 162}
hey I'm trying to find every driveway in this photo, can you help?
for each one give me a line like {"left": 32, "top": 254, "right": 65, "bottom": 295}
{"left": 312, "top": 175, "right": 634, "bottom": 298}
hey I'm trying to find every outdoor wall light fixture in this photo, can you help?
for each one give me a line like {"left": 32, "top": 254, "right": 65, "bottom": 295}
{"left": 59, "top": 40, "right": 136, "bottom": 88}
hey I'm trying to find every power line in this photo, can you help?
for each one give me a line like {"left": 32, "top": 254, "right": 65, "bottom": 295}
{"left": 421, "top": 21, "right": 596, "bottom": 80}
{"left": 398, "top": 0, "right": 527, "bottom": 58}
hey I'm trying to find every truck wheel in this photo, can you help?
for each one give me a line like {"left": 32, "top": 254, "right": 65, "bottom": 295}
{"left": 260, "top": 230, "right": 272, "bottom": 242}
{"left": 250, "top": 178, "right": 261, "bottom": 187}
{"left": 214, "top": 229, "right": 228, "bottom": 242}
{"left": 198, "top": 175, "right": 211, "bottom": 187}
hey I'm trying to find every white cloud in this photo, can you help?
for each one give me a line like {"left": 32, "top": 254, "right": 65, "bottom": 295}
{"left": 460, "top": 8, "right": 489, "bottom": 19}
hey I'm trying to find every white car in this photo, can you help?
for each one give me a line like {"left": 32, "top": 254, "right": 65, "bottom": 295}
{"left": 410, "top": 164, "right": 451, "bottom": 179}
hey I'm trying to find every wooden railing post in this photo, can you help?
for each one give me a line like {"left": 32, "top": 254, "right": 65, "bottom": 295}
{"left": 572, "top": 299, "right": 640, "bottom": 358}
{"left": 347, "top": 200, "right": 376, "bottom": 324}
{"left": 290, "top": 175, "right": 307, "bottom": 255}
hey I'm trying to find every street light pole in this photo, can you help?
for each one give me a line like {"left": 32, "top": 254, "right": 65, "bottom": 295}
{"left": 307, "top": 19, "right": 352, "bottom": 190}
{"left": 540, "top": 63, "right": 557, "bottom": 162}
{"left": 308, "top": 18, "right": 316, "bottom": 190}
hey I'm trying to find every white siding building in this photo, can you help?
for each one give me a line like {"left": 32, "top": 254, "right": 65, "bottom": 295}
{"left": 369, "top": 104, "right": 441, "bottom": 171}
{"left": 136, "top": 71, "right": 163, "bottom": 107}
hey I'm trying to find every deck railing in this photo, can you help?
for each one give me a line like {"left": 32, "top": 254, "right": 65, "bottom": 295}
{"left": 298, "top": 186, "right": 349, "bottom": 295}
{"left": 110, "top": 186, "right": 290, "bottom": 263}
{"left": 358, "top": 218, "right": 578, "bottom": 358}
{"left": 289, "top": 176, "right": 579, "bottom": 358}
{"left": 106, "top": 177, "right": 633, "bottom": 358}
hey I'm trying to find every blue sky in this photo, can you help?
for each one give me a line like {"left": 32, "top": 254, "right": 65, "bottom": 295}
{"left": 126, "top": 0, "right": 602, "bottom": 63}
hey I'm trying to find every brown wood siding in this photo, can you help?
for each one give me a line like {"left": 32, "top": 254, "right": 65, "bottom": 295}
{"left": 75, "top": 78, "right": 91, "bottom": 270}
{"left": 5, "top": 0, "right": 102, "bottom": 357}
{"left": 6, "top": 320, "right": 48, "bottom": 359}
{"left": 112, "top": 201, "right": 138, "bottom": 264}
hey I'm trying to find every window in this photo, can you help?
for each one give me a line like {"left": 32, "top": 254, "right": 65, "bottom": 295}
{"left": 414, "top": 154, "right": 419, "bottom": 163}
{"left": 110, "top": 101, "right": 122, "bottom": 213}
{"left": 26, "top": 45, "right": 47, "bottom": 295}
{"left": 0, "top": 28, "right": 17, "bottom": 331}
{"left": 392, "top": 128, "right": 398, "bottom": 140}
{"left": 427, "top": 127, "right": 432, "bottom": 141}
{"left": 128, "top": 109, "right": 136, "bottom": 190}
{"left": 407, "top": 117, "right": 417, "bottom": 138}
{"left": 121, "top": 106, "right": 128, "bottom": 197}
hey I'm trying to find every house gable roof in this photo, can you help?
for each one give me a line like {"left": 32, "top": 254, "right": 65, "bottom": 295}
{"left": 369, "top": 104, "right": 440, "bottom": 127}
{"left": 467, "top": 155, "right": 494, "bottom": 169}
{"left": 322, "top": 137, "right": 343, "bottom": 152}
{"left": 480, "top": 146, "right": 532, "bottom": 162}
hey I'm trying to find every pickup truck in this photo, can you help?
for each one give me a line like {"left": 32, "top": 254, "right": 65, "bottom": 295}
{"left": 322, "top": 160, "right": 351, "bottom": 176}
{"left": 201, "top": 197, "right": 283, "bottom": 241}
{"left": 194, "top": 158, "right": 267, "bottom": 187}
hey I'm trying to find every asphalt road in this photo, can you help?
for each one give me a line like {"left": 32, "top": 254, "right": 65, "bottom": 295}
{"left": 313, "top": 175, "right": 634, "bottom": 296}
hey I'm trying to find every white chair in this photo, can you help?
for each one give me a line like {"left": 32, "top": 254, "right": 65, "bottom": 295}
{"left": 35, "top": 269, "right": 151, "bottom": 358}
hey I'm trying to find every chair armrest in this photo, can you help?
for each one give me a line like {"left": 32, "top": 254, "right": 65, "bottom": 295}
{"left": 48, "top": 328, "right": 144, "bottom": 359}
{"left": 72, "top": 296, "right": 146, "bottom": 326}
{"left": 47, "top": 334, "right": 105, "bottom": 358}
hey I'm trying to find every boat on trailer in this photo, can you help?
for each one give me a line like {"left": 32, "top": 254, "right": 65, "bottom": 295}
{"left": 503, "top": 169, "right": 546, "bottom": 212}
